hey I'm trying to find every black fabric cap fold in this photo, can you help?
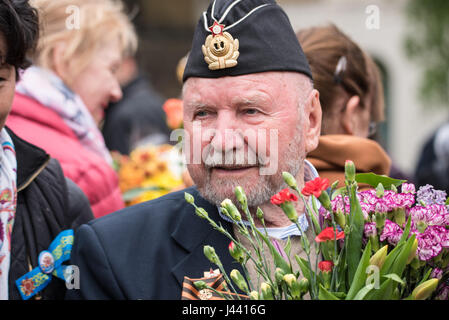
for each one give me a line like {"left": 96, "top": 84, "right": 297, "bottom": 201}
{"left": 183, "top": 0, "right": 313, "bottom": 82}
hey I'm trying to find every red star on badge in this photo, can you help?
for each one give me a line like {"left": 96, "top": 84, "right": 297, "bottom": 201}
{"left": 209, "top": 21, "right": 224, "bottom": 36}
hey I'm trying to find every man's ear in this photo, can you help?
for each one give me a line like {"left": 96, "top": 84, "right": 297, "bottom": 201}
{"left": 304, "top": 89, "right": 322, "bottom": 153}
{"left": 341, "top": 95, "right": 360, "bottom": 135}
{"left": 52, "top": 42, "right": 70, "bottom": 83}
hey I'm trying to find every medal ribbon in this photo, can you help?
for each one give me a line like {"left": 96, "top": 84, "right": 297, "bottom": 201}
{"left": 15, "top": 230, "right": 74, "bottom": 300}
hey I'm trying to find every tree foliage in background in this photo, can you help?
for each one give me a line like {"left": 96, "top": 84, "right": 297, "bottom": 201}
{"left": 404, "top": 0, "right": 449, "bottom": 108}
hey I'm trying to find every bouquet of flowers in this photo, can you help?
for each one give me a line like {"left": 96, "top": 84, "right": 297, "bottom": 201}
{"left": 184, "top": 160, "right": 449, "bottom": 300}
{"left": 115, "top": 144, "right": 187, "bottom": 206}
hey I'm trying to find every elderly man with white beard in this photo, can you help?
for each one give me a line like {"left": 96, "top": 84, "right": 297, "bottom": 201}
{"left": 67, "top": 0, "right": 322, "bottom": 300}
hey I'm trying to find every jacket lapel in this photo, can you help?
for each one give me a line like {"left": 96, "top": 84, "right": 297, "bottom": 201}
{"left": 170, "top": 188, "right": 244, "bottom": 289}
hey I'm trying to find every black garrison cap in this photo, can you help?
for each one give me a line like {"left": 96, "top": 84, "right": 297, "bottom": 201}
{"left": 183, "top": 0, "right": 313, "bottom": 82}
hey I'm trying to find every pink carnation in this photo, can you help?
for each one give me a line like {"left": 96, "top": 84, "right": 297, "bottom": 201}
{"left": 416, "top": 229, "right": 442, "bottom": 261}
{"left": 364, "top": 222, "right": 377, "bottom": 238}
{"left": 380, "top": 219, "right": 403, "bottom": 246}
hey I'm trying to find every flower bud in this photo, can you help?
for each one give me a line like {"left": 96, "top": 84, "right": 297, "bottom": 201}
{"left": 369, "top": 245, "right": 388, "bottom": 269}
{"left": 375, "top": 211, "right": 386, "bottom": 230}
{"left": 376, "top": 183, "right": 385, "bottom": 198}
{"left": 221, "top": 199, "right": 242, "bottom": 222}
{"left": 275, "top": 268, "right": 285, "bottom": 285}
{"left": 230, "top": 269, "right": 249, "bottom": 293}
{"left": 344, "top": 160, "right": 356, "bottom": 183}
{"left": 318, "top": 191, "right": 332, "bottom": 212}
{"left": 203, "top": 245, "right": 220, "bottom": 265}
{"left": 260, "top": 282, "right": 274, "bottom": 300}
{"left": 334, "top": 210, "right": 346, "bottom": 229}
{"left": 298, "top": 278, "right": 309, "bottom": 294}
{"left": 235, "top": 186, "right": 248, "bottom": 209}
{"left": 390, "top": 184, "right": 398, "bottom": 193}
{"left": 256, "top": 207, "right": 264, "bottom": 221}
{"left": 282, "top": 172, "right": 298, "bottom": 189}
{"left": 184, "top": 192, "right": 195, "bottom": 204}
{"left": 411, "top": 278, "right": 439, "bottom": 300}
{"left": 417, "top": 221, "right": 428, "bottom": 233}
{"left": 250, "top": 291, "right": 259, "bottom": 300}
{"left": 393, "top": 208, "right": 406, "bottom": 227}
{"left": 331, "top": 180, "right": 339, "bottom": 191}
{"left": 283, "top": 274, "right": 301, "bottom": 299}
{"left": 229, "top": 241, "right": 245, "bottom": 264}
{"left": 280, "top": 202, "right": 298, "bottom": 222}
{"left": 194, "top": 281, "right": 207, "bottom": 290}
{"left": 195, "top": 207, "right": 208, "bottom": 219}
{"left": 407, "top": 238, "right": 419, "bottom": 264}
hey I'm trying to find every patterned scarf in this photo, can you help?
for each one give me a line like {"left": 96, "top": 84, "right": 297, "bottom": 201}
{"left": 0, "top": 129, "right": 17, "bottom": 300}
{"left": 16, "top": 66, "right": 112, "bottom": 165}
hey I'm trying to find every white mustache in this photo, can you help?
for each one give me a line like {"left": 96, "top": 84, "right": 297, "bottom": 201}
{"left": 203, "top": 146, "right": 269, "bottom": 168}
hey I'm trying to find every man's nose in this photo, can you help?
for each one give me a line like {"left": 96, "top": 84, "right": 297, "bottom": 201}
{"left": 109, "top": 80, "right": 123, "bottom": 103}
{"left": 210, "top": 112, "right": 244, "bottom": 152}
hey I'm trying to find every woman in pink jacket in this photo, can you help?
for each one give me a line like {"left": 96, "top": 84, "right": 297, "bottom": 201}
{"left": 7, "top": 0, "right": 137, "bottom": 218}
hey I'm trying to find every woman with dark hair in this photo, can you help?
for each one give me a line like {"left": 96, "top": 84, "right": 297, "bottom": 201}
{"left": 0, "top": 0, "right": 93, "bottom": 300}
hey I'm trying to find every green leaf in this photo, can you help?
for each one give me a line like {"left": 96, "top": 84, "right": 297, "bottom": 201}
{"left": 346, "top": 241, "right": 372, "bottom": 300}
{"left": 284, "top": 236, "right": 292, "bottom": 258}
{"left": 318, "top": 284, "right": 341, "bottom": 300}
{"left": 353, "top": 284, "right": 375, "bottom": 300}
{"left": 383, "top": 273, "right": 406, "bottom": 286}
{"left": 295, "top": 255, "right": 312, "bottom": 284}
{"left": 418, "top": 268, "right": 432, "bottom": 286}
{"left": 345, "top": 184, "right": 365, "bottom": 284}
{"left": 397, "top": 216, "right": 412, "bottom": 247}
{"left": 390, "top": 235, "right": 417, "bottom": 278}
{"left": 364, "top": 278, "right": 394, "bottom": 300}
{"left": 254, "top": 228, "right": 292, "bottom": 274}
{"left": 331, "top": 187, "right": 346, "bottom": 200}
{"left": 380, "top": 243, "right": 404, "bottom": 276}
{"left": 355, "top": 173, "right": 406, "bottom": 190}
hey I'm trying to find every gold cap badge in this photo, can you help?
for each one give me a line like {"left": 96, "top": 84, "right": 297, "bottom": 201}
{"left": 202, "top": 21, "right": 239, "bottom": 70}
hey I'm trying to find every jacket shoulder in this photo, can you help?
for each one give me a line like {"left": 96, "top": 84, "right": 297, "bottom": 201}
{"left": 87, "top": 187, "right": 198, "bottom": 240}
{"left": 90, "top": 187, "right": 195, "bottom": 227}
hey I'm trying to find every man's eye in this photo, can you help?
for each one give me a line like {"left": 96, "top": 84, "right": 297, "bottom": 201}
{"left": 194, "top": 110, "right": 209, "bottom": 118}
{"left": 244, "top": 109, "right": 258, "bottom": 115}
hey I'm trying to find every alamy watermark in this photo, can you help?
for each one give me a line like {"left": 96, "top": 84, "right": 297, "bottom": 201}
{"left": 365, "top": 5, "right": 380, "bottom": 30}
{"left": 170, "top": 124, "right": 280, "bottom": 176}
{"left": 66, "top": 5, "right": 80, "bottom": 30}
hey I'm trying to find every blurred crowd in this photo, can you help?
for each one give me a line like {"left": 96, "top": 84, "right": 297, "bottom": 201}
{"left": 0, "top": 0, "right": 447, "bottom": 300}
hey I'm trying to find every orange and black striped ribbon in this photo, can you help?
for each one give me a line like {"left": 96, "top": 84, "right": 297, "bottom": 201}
{"left": 181, "top": 274, "right": 248, "bottom": 300}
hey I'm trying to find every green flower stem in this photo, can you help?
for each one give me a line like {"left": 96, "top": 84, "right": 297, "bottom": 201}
{"left": 235, "top": 213, "right": 277, "bottom": 294}
{"left": 215, "top": 260, "right": 241, "bottom": 299}
{"left": 192, "top": 202, "right": 278, "bottom": 298}
{"left": 294, "top": 220, "right": 318, "bottom": 299}
{"left": 235, "top": 223, "right": 273, "bottom": 285}
{"left": 296, "top": 191, "right": 321, "bottom": 236}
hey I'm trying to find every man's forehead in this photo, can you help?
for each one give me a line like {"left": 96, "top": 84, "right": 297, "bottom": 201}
{"left": 183, "top": 71, "right": 305, "bottom": 97}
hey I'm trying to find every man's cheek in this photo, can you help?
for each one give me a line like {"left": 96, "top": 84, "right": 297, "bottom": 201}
{"left": 187, "top": 163, "right": 205, "bottom": 186}
{"left": 257, "top": 128, "right": 279, "bottom": 176}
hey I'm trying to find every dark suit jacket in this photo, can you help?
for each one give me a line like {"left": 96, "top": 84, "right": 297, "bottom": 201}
{"left": 66, "top": 187, "right": 244, "bottom": 300}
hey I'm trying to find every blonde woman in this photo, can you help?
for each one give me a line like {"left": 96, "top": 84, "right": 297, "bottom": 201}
{"left": 7, "top": 0, "right": 138, "bottom": 218}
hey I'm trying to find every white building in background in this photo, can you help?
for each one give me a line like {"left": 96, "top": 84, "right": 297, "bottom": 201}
{"left": 193, "top": 0, "right": 448, "bottom": 176}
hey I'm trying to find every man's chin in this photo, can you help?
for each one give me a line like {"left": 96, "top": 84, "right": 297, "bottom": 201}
{"left": 198, "top": 178, "right": 274, "bottom": 208}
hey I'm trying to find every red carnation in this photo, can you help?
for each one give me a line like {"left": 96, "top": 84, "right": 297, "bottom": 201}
{"left": 318, "top": 260, "right": 334, "bottom": 272}
{"left": 315, "top": 227, "right": 345, "bottom": 242}
{"left": 301, "top": 177, "right": 330, "bottom": 198}
{"left": 270, "top": 188, "right": 298, "bottom": 205}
